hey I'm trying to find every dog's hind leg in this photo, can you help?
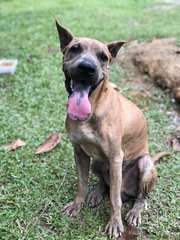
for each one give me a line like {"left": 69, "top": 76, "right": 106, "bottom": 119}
{"left": 125, "top": 155, "right": 157, "bottom": 227}
{"left": 87, "top": 161, "right": 109, "bottom": 207}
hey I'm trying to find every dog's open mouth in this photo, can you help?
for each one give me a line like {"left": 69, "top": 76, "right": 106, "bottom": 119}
{"left": 66, "top": 76, "right": 104, "bottom": 122}
{"left": 67, "top": 80, "right": 92, "bottom": 121}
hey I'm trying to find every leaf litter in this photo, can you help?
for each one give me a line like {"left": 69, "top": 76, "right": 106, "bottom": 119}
{"left": 4, "top": 139, "right": 26, "bottom": 151}
{"left": 35, "top": 132, "right": 61, "bottom": 154}
{"left": 118, "top": 226, "right": 138, "bottom": 240}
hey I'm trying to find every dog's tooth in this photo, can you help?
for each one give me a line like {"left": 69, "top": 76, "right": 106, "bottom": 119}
{"left": 70, "top": 79, "right": 73, "bottom": 91}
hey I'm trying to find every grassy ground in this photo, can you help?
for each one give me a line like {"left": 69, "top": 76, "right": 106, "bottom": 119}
{"left": 0, "top": 0, "right": 179, "bottom": 239}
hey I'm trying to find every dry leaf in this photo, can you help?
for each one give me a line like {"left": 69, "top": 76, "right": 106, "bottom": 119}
{"left": 26, "top": 55, "right": 33, "bottom": 62}
{"left": 130, "top": 91, "right": 152, "bottom": 98}
{"left": 109, "top": 82, "right": 121, "bottom": 92}
{"left": 165, "top": 134, "right": 180, "bottom": 151}
{"left": 118, "top": 226, "right": 138, "bottom": 240}
{"left": 4, "top": 139, "right": 26, "bottom": 151}
{"left": 15, "top": 219, "right": 25, "bottom": 233}
{"left": 143, "top": 107, "right": 150, "bottom": 111}
{"left": 35, "top": 133, "right": 61, "bottom": 154}
{"left": 47, "top": 47, "right": 58, "bottom": 55}
{"left": 165, "top": 127, "right": 180, "bottom": 151}
{"left": 6, "top": 200, "right": 16, "bottom": 205}
{"left": 170, "top": 137, "right": 180, "bottom": 151}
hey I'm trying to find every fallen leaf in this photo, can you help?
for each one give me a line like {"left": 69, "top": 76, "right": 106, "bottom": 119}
{"left": 44, "top": 157, "right": 50, "bottom": 163}
{"left": 130, "top": 91, "right": 152, "bottom": 98}
{"left": 26, "top": 55, "right": 33, "bottom": 62}
{"left": 118, "top": 226, "right": 138, "bottom": 240}
{"left": 35, "top": 133, "right": 61, "bottom": 154}
{"left": 170, "top": 137, "right": 180, "bottom": 151}
{"left": 0, "top": 83, "right": 10, "bottom": 89}
{"left": 143, "top": 107, "right": 150, "bottom": 111}
{"left": 164, "top": 127, "right": 180, "bottom": 151}
{"left": 47, "top": 47, "right": 58, "bottom": 55}
{"left": 4, "top": 139, "right": 26, "bottom": 151}
{"left": 109, "top": 82, "right": 121, "bottom": 92}
{"left": 15, "top": 219, "right": 25, "bottom": 233}
{"left": 6, "top": 200, "right": 16, "bottom": 205}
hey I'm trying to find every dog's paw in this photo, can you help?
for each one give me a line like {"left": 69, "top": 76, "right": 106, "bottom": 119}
{"left": 125, "top": 209, "right": 141, "bottom": 227}
{"left": 61, "top": 201, "right": 82, "bottom": 217}
{"left": 87, "top": 191, "right": 103, "bottom": 207}
{"left": 105, "top": 217, "right": 124, "bottom": 238}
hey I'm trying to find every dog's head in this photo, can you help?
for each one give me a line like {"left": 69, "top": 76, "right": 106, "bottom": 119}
{"left": 56, "top": 21, "right": 125, "bottom": 121}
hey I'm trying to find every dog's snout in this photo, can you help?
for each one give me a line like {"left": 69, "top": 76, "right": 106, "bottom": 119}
{"left": 78, "top": 60, "right": 96, "bottom": 75}
{"left": 69, "top": 57, "right": 99, "bottom": 83}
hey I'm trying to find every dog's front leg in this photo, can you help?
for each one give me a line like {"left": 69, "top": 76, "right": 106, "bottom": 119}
{"left": 62, "top": 144, "right": 90, "bottom": 217}
{"left": 105, "top": 150, "right": 124, "bottom": 238}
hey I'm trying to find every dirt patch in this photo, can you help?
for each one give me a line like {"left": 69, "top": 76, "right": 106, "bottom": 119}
{"left": 119, "top": 38, "right": 180, "bottom": 103}
{"left": 117, "top": 38, "right": 180, "bottom": 144}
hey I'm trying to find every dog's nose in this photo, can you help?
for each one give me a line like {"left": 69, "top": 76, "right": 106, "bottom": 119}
{"left": 78, "top": 61, "right": 96, "bottom": 75}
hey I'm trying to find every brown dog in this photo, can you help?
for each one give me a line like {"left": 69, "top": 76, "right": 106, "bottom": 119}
{"left": 56, "top": 21, "right": 157, "bottom": 238}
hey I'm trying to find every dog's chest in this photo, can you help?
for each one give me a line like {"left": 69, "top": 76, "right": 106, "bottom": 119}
{"left": 67, "top": 122, "right": 105, "bottom": 160}
{"left": 68, "top": 123, "right": 96, "bottom": 144}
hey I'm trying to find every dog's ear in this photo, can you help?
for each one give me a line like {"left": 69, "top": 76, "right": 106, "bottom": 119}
{"left": 107, "top": 41, "right": 125, "bottom": 58}
{"left": 55, "top": 20, "right": 74, "bottom": 52}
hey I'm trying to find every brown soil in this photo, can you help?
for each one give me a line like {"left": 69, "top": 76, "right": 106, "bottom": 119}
{"left": 116, "top": 38, "right": 180, "bottom": 148}
{"left": 118, "top": 38, "right": 180, "bottom": 103}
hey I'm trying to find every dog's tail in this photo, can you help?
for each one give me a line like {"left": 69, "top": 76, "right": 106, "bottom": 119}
{"left": 152, "top": 152, "right": 171, "bottom": 163}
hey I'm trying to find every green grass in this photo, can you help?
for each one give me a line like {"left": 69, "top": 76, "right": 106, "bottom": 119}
{"left": 0, "top": 0, "right": 179, "bottom": 239}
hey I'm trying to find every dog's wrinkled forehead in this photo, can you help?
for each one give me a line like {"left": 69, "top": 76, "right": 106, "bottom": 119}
{"left": 63, "top": 37, "right": 111, "bottom": 62}
{"left": 55, "top": 21, "right": 125, "bottom": 61}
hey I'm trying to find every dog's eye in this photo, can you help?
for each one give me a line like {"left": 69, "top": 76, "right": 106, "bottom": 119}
{"left": 70, "top": 44, "right": 81, "bottom": 53}
{"left": 98, "top": 52, "right": 108, "bottom": 62}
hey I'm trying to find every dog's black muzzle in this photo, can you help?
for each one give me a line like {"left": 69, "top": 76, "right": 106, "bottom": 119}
{"left": 69, "top": 58, "right": 99, "bottom": 85}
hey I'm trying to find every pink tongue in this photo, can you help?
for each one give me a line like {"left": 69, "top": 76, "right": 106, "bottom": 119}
{"left": 67, "top": 86, "right": 91, "bottom": 121}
